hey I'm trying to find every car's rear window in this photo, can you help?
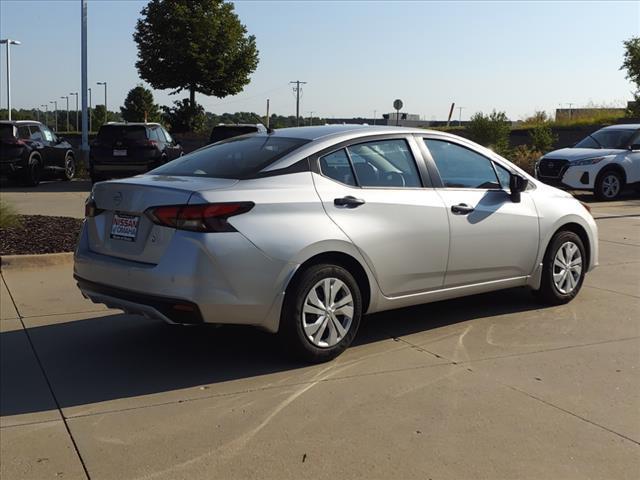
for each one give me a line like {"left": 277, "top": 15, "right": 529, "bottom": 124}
{"left": 0, "top": 124, "right": 15, "bottom": 140}
{"left": 97, "top": 125, "right": 148, "bottom": 142}
{"left": 210, "top": 126, "right": 259, "bottom": 144}
{"left": 150, "top": 135, "right": 309, "bottom": 179}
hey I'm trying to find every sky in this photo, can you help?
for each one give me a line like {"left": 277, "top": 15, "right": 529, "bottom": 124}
{"left": 0, "top": 0, "right": 638, "bottom": 121}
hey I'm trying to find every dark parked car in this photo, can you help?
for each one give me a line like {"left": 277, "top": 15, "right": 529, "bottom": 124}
{"left": 0, "top": 120, "right": 76, "bottom": 186}
{"left": 90, "top": 123, "right": 183, "bottom": 183}
{"left": 209, "top": 123, "right": 267, "bottom": 145}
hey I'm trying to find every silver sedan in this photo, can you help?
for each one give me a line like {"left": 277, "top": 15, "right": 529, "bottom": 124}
{"left": 75, "top": 125, "right": 598, "bottom": 362}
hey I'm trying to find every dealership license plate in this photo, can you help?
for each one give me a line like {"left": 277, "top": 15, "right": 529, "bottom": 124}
{"left": 110, "top": 214, "right": 140, "bottom": 242}
{"left": 113, "top": 149, "right": 127, "bottom": 156}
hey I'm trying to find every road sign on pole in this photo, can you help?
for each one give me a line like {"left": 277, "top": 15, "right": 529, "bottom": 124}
{"left": 393, "top": 99, "right": 403, "bottom": 126}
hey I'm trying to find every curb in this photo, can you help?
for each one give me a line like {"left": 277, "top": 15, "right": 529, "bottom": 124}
{"left": 0, "top": 252, "right": 74, "bottom": 270}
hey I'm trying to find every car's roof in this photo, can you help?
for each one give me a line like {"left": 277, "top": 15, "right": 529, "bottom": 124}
{"left": 0, "top": 120, "right": 42, "bottom": 126}
{"left": 269, "top": 124, "right": 435, "bottom": 141}
{"left": 600, "top": 124, "right": 640, "bottom": 131}
{"left": 100, "top": 122, "right": 161, "bottom": 127}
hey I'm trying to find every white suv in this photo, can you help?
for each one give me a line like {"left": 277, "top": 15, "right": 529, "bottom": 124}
{"left": 536, "top": 124, "right": 640, "bottom": 200}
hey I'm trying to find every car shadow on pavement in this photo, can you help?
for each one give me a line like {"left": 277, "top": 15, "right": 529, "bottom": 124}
{"left": 1, "top": 287, "right": 543, "bottom": 417}
{"left": 0, "top": 177, "right": 91, "bottom": 193}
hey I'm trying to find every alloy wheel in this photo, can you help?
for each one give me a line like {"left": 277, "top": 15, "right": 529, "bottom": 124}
{"left": 65, "top": 156, "right": 76, "bottom": 178}
{"left": 553, "top": 241, "right": 582, "bottom": 294}
{"left": 601, "top": 174, "right": 620, "bottom": 199}
{"left": 302, "top": 277, "right": 354, "bottom": 348}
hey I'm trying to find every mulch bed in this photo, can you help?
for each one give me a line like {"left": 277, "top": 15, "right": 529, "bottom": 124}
{"left": 0, "top": 215, "right": 83, "bottom": 256}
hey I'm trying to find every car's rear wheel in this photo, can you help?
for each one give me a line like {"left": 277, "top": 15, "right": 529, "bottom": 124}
{"left": 23, "top": 153, "right": 42, "bottom": 186}
{"left": 595, "top": 169, "right": 624, "bottom": 201}
{"left": 61, "top": 153, "right": 76, "bottom": 181}
{"left": 534, "top": 230, "right": 586, "bottom": 305}
{"left": 280, "top": 264, "right": 362, "bottom": 363}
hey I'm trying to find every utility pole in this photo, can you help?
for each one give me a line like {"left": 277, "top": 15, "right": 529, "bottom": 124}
{"left": 97, "top": 81, "right": 107, "bottom": 124}
{"left": 457, "top": 106, "right": 465, "bottom": 126}
{"left": 61, "top": 95, "right": 69, "bottom": 132}
{"left": 265, "top": 98, "right": 270, "bottom": 128}
{"left": 88, "top": 87, "right": 92, "bottom": 132}
{"left": 41, "top": 104, "right": 48, "bottom": 127}
{"left": 308, "top": 111, "right": 314, "bottom": 126}
{"left": 50, "top": 100, "right": 58, "bottom": 131}
{"left": 81, "top": 0, "right": 89, "bottom": 166}
{"left": 290, "top": 80, "right": 307, "bottom": 127}
{"left": 1, "top": 39, "right": 21, "bottom": 120}
{"left": 373, "top": 110, "right": 377, "bottom": 126}
{"left": 70, "top": 92, "right": 78, "bottom": 131}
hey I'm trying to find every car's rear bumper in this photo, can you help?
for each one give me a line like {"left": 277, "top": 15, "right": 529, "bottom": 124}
{"left": 0, "top": 157, "right": 27, "bottom": 174}
{"left": 73, "top": 224, "right": 296, "bottom": 332}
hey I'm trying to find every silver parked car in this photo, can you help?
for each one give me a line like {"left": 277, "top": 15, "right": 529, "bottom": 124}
{"left": 75, "top": 125, "right": 598, "bottom": 362}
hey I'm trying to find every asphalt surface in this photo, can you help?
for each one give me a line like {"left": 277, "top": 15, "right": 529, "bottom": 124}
{"left": 0, "top": 196, "right": 639, "bottom": 479}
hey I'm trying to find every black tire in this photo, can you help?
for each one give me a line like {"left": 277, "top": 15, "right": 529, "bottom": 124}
{"left": 594, "top": 169, "right": 624, "bottom": 201}
{"left": 61, "top": 153, "right": 76, "bottom": 181}
{"left": 22, "top": 153, "right": 42, "bottom": 186}
{"left": 533, "top": 230, "right": 586, "bottom": 305}
{"left": 279, "top": 264, "right": 362, "bottom": 363}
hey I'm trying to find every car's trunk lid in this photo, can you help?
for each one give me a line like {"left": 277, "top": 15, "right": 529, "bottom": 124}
{"left": 88, "top": 175, "right": 238, "bottom": 263}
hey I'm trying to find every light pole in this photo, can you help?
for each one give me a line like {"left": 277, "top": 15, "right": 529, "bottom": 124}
{"left": 97, "top": 81, "right": 107, "bottom": 125}
{"left": 50, "top": 100, "right": 58, "bottom": 131}
{"left": 373, "top": 110, "right": 377, "bottom": 126}
{"left": 308, "top": 111, "right": 314, "bottom": 126}
{"left": 69, "top": 92, "right": 78, "bottom": 131}
{"left": 0, "top": 39, "right": 21, "bottom": 120}
{"left": 41, "top": 104, "right": 48, "bottom": 127}
{"left": 87, "top": 87, "right": 92, "bottom": 132}
{"left": 457, "top": 106, "right": 465, "bottom": 126}
{"left": 60, "top": 95, "right": 69, "bottom": 132}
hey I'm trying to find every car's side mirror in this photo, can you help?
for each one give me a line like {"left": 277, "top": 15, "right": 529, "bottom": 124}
{"left": 57, "top": 136, "right": 65, "bottom": 144}
{"left": 628, "top": 143, "right": 640, "bottom": 152}
{"left": 509, "top": 173, "right": 528, "bottom": 203}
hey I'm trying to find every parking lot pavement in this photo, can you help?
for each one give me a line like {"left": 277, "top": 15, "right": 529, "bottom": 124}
{"left": 1, "top": 201, "right": 639, "bottom": 479}
{"left": 0, "top": 179, "right": 90, "bottom": 218}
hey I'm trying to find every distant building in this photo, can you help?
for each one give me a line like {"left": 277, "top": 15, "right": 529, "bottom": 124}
{"left": 555, "top": 108, "right": 625, "bottom": 121}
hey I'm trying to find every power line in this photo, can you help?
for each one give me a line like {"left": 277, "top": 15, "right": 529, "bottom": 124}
{"left": 290, "top": 80, "right": 307, "bottom": 127}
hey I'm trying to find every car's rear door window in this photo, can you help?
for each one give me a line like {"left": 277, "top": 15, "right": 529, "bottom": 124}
{"left": 16, "top": 126, "right": 30, "bottom": 139}
{"left": 150, "top": 135, "right": 309, "bottom": 179}
{"left": 319, "top": 149, "right": 357, "bottom": 186}
{"left": 424, "top": 139, "right": 500, "bottom": 189}
{"left": 346, "top": 139, "right": 422, "bottom": 188}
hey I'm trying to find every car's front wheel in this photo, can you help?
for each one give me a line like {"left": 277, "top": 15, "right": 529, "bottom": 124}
{"left": 534, "top": 230, "right": 586, "bottom": 305}
{"left": 280, "top": 264, "right": 362, "bottom": 363}
{"left": 595, "top": 169, "right": 624, "bottom": 201}
{"left": 61, "top": 153, "right": 76, "bottom": 181}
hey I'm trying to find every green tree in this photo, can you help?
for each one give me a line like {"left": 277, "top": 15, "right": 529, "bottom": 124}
{"left": 121, "top": 85, "right": 161, "bottom": 122}
{"left": 467, "top": 110, "right": 511, "bottom": 156}
{"left": 162, "top": 99, "right": 207, "bottom": 133}
{"left": 134, "top": 0, "right": 259, "bottom": 126}
{"left": 621, "top": 37, "right": 640, "bottom": 116}
{"left": 91, "top": 105, "right": 120, "bottom": 131}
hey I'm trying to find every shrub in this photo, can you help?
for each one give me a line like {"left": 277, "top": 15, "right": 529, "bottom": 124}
{"left": 0, "top": 201, "right": 20, "bottom": 229}
{"left": 467, "top": 110, "right": 511, "bottom": 157}
{"left": 529, "top": 123, "right": 558, "bottom": 153}
{"left": 509, "top": 145, "right": 541, "bottom": 175}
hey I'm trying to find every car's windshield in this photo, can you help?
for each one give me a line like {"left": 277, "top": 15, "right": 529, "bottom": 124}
{"left": 97, "top": 125, "right": 148, "bottom": 142}
{"left": 0, "top": 124, "right": 15, "bottom": 140}
{"left": 574, "top": 128, "right": 636, "bottom": 149}
{"left": 150, "top": 135, "right": 309, "bottom": 179}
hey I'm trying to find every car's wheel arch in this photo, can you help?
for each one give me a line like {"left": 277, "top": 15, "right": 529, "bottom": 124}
{"left": 286, "top": 248, "right": 375, "bottom": 314}
{"left": 596, "top": 163, "right": 627, "bottom": 186}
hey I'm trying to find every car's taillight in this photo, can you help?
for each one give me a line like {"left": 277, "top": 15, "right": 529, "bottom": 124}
{"left": 146, "top": 202, "right": 254, "bottom": 232}
{"left": 85, "top": 197, "right": 104, "bottom": 217}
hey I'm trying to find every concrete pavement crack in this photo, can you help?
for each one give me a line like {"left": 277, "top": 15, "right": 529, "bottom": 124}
{"left": 1, "top": 272, "right": 92, "bottom": 480}
{"left": 389, "top": 328, "right": 640, "bottom": 446}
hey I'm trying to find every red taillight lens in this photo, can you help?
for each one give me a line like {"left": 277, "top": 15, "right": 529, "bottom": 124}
{"left": 85, "top": 197, "right": 104, "bottom": 217}
{"left": 146, "top": 202, "right": 254, "bottom": 232}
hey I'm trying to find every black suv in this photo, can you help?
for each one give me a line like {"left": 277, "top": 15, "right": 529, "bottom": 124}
{"left": 0, "top": 120, "right": 76, "bottom": 186}
{"left": 209, "top": 123, "right": 267, "bottom": 145}
{"left": 90, "top": 123, "right": 183, "bottom": 183}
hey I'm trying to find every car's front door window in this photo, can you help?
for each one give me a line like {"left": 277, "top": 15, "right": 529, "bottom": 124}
{"left": 424, "top": 139, "right": 500, "bottom": 189}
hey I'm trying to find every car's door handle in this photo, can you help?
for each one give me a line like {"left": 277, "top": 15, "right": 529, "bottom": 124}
{"left": 451, "top": 203, "right": 475, "bottom": 215}
{"left": 334, "top": 196, "right": 366, "bottom": 208}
